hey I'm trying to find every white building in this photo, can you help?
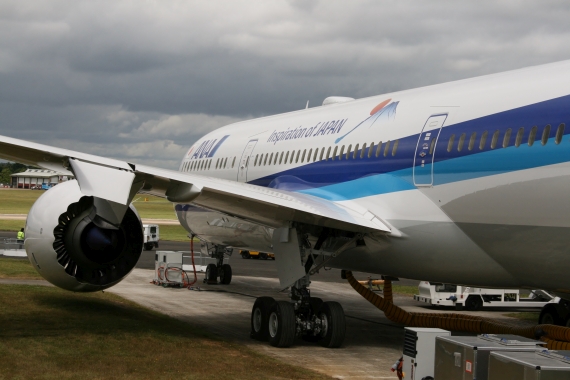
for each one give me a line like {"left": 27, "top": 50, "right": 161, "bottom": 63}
{"left": 10, "top": 169, "right": 74, "bottom": 189}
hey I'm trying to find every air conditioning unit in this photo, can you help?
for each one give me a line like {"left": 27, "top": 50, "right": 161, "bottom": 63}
{"left": 402, "top": 327, "right": 450, "bottom": 380}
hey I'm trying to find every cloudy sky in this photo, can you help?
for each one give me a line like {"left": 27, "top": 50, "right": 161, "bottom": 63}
{"left": 2, "top": 1, "right": 570, "bottom": 169}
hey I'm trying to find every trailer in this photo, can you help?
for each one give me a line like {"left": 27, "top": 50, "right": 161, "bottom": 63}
{"left": 414, "top": 281, "right": 554, "bottom": 311}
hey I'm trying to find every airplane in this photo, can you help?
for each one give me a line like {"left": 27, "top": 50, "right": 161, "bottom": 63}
{"left": 2, "top": 59, "right": 570, "bottom": 348}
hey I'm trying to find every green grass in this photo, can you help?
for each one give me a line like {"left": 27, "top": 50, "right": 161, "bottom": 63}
{"left": 0, "top": 190, "right": 177, "bottom": 221}
{"left": 159, "top": 224, "right": 194, "bottom": 242}
{"left": 505, "top": 312, "right": 540, "bottom": 322}
{"left": 0, "top": 219, "right": 26, "bottom": 232}
{"left": 0, "top": 284, "right": 330, "bottom": 380}
{"left": 392, "top": 284, "right": 418, "bottom": 297}
{"left": 0, "top": 257, "right": 42, "bottom": 279}
{"left": 131, "top": 195, "right": 177, "bottom": 220}
{"left": 0, "top": 189, "right": 41, "bottom": 214}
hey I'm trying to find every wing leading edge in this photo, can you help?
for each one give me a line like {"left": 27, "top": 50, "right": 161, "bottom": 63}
{"left": 0, "top": 134, "right": 390, "bottom": 234}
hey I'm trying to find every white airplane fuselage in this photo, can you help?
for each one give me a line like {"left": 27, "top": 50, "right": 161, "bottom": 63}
{"left": 175, "top": 61, "right": 570, "bottom": 295}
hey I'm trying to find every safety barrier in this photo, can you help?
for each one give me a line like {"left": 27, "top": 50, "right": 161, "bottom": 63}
{"left": 345, "top": 270, "right": 570, "bottom": 350}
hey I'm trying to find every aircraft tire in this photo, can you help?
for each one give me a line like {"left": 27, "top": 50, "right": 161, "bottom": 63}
{"left": 219, "top": 264, "right": 232, "bottom": 285}
{"left": 268, "top": 301, "right": 296, "bottom": 348}
{"left": 205, "top": 263, "right": 218, "bottom": 284}
{"left": 250, "top": 296, "right": 275, "bottom": 341}
{"left": 465, "top": 296, "right": 483, "bottom": 311}
{"left": 319, "top": 301, "right": 346, "bottom": 348}
{"left": 241, "top": 251, "right": 251, "bottom": 259}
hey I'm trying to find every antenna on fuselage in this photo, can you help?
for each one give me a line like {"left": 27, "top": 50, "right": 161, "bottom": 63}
{"left": 305, "top": 100, "right": 309, "bottom": 109}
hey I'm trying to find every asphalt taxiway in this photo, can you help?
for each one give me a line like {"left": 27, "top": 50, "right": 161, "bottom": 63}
{"left": 1, "top": 232, "right": 536, "bottom": 379}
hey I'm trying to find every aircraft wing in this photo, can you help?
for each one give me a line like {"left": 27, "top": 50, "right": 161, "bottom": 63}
{"left": 0, "top": 134, "right": 390, "bottom": 233}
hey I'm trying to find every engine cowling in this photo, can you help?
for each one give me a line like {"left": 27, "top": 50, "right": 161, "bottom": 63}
{"left": 24, "top": 180, "right": 143, "bottom": 292}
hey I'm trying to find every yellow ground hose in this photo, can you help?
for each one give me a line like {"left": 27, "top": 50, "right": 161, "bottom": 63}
{"left": 345, "top": 271, "right": 570, "bottom": 349}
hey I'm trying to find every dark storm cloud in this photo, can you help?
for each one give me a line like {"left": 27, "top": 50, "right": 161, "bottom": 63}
{"left": 2, "top": 0, "right": 570, "bottom": 168}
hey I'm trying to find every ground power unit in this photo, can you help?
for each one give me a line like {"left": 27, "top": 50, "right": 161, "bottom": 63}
{"left": 434, "top": 334, "right": 545, "bottom": 380}
{"left": 402, "top": 327, "right": 451, "bottom": 379}
{"left": 488, "top": 350, "right": 570, "bottom": 379}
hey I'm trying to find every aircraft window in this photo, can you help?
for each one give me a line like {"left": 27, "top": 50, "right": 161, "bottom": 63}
{"left": 301, "top": 150, "right": 306, "bottom": 163}
{"left": 458, "top": 133, "right": 466, "bottom": 151}
{"left": 468, "top": 132, "right": 477, "bottom": 151}
{"left": 201, "top": 160, "right": 205, "bottom": 170}
{"left": 284, "top": 151, "right": 289, "bottom": 163}
{"left": 346, "top": 145, "right": 352, "bottom": 160}
{"left": 191, "top": 162, "right": 195, "bottom": 171}
{"left": 541, "top": 125, "right": 551, "bottom": 145}
{"left": 383, "top": 140, "right": 391, "bottom": 157}
{"left": 360, "top": 143, "right": 367, "bottom": 158}
{"left": 515, "top": 127, "right": 524, "bottom": 147}
{"left": 368, "top": 142, "right": 375, "bottom": 158}
{"left": 392, "top": 140, "right": 399, "bottom": 156}
{"left": 217, "top": 158, "right": 221, "bottom": 169}
{"left": 279, "top": 151, "right": 283, "bottom": 164}
{"left": 252, "top": 154, "right": 257, "bottom": 166}
{"left": 528, "top": 126, "right": 537, "bottom": 146}
{"left": 313, "top": 148, "right": 319, "bottom": 162}
{"left": 479, "top": 131, "right": 488, "bottom": 150}
{"left": 429, "top": 137, "right": 436, "bottom": 154}
{"left": 245, "top": 156, "right": 250, "bottom": 168}
{"left": 332, "top": 146, "right": 338, "bottom": 161}
{"left": 232, "top": 157, "right": 236, "bottom": 168}
{"left": 319, "top": 147, "right": 324, "bottom": 161}
{"left": 346, "top": 144, "right": 359, "bottom": 160}
{"left": 326, "top": 147, "right": 331, "bottom": 161}
{"left": 308, "top": 149, "right": 312, "bottom": 162}
{"left": 447, "top": 134, "right": 455, "bottom": 152}
{"left": 208, "top": 159, "right": 212, "bottom": 169}
{"left": 273, "top": 152, "right": 278, "bottom": 165}
{"left": 491, "top": 130, "right": 500, "bottom": 149}
{"left": 339, "top": 145, "right": 345, "bottom": 160}
{"left": 375, "top": 142, "right": 383, "bottom": 157}
{"left": 264, "top": 153, "right": 269, "bottom": 166}
{"left": 295, "top": 150, "right": 301, "bottom": 163}
{"left": 503, "top": 128, "right": 512, "bottom": 148}
{"left": 290, "top": 151, "right": 295, "bottom": 164}
{"left": 555, "top": 123, "right": 565, "bottom": 144}
{"left": 224, "top": 157, "right": 228, "bottom": 168}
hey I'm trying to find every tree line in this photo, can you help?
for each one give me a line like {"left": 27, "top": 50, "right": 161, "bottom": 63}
{"left": 0, "top": 162, "right": 31, "bottom": 185}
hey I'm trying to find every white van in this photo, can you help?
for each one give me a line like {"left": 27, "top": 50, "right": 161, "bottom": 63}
{"left": 143, "top": 224, "right": 159, "bottom": 251}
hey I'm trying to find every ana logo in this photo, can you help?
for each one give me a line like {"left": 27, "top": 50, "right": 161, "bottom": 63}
{"left": 191, "top": 135, "right": 229, "bottom": 159}
{"left": 335, "top": 99, "right": 399, "bottom": 144}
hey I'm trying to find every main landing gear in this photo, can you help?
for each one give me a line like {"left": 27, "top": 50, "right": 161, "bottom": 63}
{"left": 250, "top": 280, "right": 346, "bottom": 348}
{"left": 203, "top": 245, "right": 232, "bottom": 285}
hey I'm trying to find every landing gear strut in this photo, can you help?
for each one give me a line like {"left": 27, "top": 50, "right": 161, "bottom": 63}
{"left": 204, "top": 245, "right": 232, "bottom": 285}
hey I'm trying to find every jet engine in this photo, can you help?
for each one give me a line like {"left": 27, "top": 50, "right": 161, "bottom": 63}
{"left": 24, "top": 180, "right": 143, "bottom": 292}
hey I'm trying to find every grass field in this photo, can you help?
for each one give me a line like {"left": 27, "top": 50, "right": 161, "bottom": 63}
{"left": 0, "top": 269, "right": 329, "bottom": 379}
{"left": 505, "top": 311, "right": 540, "bottom": 322}
{"left": 0, "top": 257, "right": 41, "bottom": 279}
{"left": 0, "top": 190, "right": 192, "bottom": 240}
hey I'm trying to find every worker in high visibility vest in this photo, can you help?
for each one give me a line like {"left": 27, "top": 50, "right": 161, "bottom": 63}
{"left": 17, "top": 228, "right": 24, "bottom": 242}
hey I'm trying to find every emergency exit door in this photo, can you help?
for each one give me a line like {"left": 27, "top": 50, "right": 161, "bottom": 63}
{"left": 237, "top": 139, "right": 258, "bottom": 182}
{"left": 413, "top": 114, "right": 448, "bottom": 186}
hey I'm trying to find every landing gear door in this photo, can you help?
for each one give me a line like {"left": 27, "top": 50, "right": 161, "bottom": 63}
{"left": 413, "top": 114, "right": 448, "bottom": 186}
{"left": 237, "top": 139, "right": 258, "bottom": 182}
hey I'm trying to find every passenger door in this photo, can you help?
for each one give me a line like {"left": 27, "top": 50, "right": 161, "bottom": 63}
{"left": 237, "top": 139, "right": 258, "bottom": 182}
{"left": 413, "top": 114, "right": 448, "bottom": 186}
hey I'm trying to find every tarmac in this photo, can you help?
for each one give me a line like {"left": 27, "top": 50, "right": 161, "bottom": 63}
{"left": 1, "top": 231, "right": 537, "bottom": 379}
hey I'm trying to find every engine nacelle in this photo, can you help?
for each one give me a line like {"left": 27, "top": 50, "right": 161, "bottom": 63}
{"left": 25, "top": 180, "right": 143, "bottom": 292}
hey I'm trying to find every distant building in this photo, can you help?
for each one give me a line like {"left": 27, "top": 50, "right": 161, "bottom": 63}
{"left": 10, "top": 169, "right": 74, "bottom": 189}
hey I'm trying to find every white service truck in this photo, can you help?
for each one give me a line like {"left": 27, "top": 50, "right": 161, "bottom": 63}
{"left": 414, "top": 281, "right": 554, "bottom": 311}
{"left": 143, "top": 224, "right": 159, "bottom": 251}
